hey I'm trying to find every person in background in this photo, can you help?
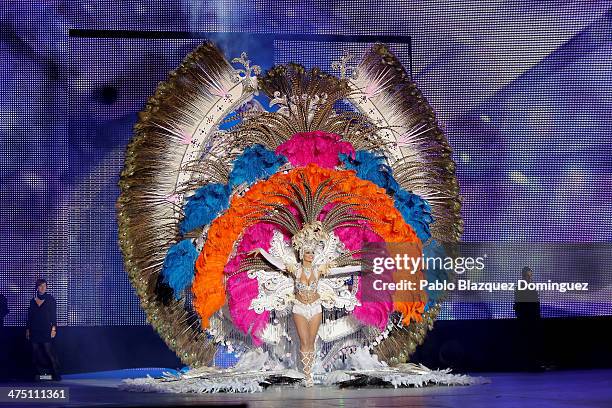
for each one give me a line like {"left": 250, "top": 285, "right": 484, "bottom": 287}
{"left": 26, "top": 279, "right": 61, "bottom": 381}
{"left": 514, "top": 267, "right": 540, "bottom": 319}
{"left": 514, "top": 266, "right": 544, "bottom": 371}
{"left": 0, "top": 293, "right": 8, "bottom": 327}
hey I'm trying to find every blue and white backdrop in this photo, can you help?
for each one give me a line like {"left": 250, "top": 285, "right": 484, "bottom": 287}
{"left": 1, "top": 1, "right": 611, "bottom": 328}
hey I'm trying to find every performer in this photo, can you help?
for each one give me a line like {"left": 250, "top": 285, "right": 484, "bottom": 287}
{"left": 26, "top": 279, "right": 61, "bottom": 380}
{"left": 241, "top": 176, "right": 366, "bottom": 386}
{"left": 249, "top": 218, "right": 362, "bottom": 386}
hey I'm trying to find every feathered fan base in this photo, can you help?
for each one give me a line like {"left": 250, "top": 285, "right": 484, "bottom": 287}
{"left": 119, "top": 349, "right": 488, "bottom": 394}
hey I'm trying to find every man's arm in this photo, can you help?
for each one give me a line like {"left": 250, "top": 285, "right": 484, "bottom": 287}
{"left": 50, "top": 297, "right": 57, "bottom": 338}
{"left": 513, "top": 288, "right": 523, "bottom": 316}
{"left": 26, "top": 300, "right": 32, "bottom": 339}
{"left": 50, "top": 297, "right": 57, "bottom": 327}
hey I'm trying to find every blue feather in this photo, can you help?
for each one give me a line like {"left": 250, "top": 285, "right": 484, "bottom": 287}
{"left": 340, "top": 151, "right": 400, "bottom": 194}
{"left": 422, "top": 240, "right": 451, "bottom": 310}
{"left": 393, "top": 189, "right": 433, "bottom": 242}
{"left": 180, "top": 183, "right": 231, "bottom": 234}
{"left": 228, "top": 144, "right": 287, "bottom": 188}
{"left": 341, "top": 150, "right": 433, "bottom": 242}
{"left": 165, "top": 146, "right": 286, "bottom": 298}
{"left": 161, "top": 239, "right": 199, "bottom": 300}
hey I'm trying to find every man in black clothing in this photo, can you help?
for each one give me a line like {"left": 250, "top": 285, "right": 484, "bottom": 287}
{"left": 26, "top": 279, "right": 61, "bottom": 380}
{"left": 514, "top": 267, "right": 543, "bottom": 371}
{"left": 514, "top": 267, "right": 541, "bottom": 319}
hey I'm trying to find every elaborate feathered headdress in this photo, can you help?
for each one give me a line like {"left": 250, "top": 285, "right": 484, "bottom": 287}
{"left": 118, "top": 41, "right": 462, "bottom": 367}
{"left": 253, "top": 174, "right": 369, "bottom": 258}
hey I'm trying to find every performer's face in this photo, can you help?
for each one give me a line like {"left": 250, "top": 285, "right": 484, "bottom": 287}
{"left": 37, "top": 283, "right": 47, "bottom": 294}
{"left": 303, "top": 251, "right": 314, "bottom": 262}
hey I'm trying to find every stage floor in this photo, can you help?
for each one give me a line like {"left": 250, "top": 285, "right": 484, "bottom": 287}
{"left": 1, "top": 369, "right": 610, "bottom": 407}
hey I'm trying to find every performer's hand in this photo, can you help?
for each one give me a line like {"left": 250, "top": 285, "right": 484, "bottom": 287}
{"left": 286, "top": 263, "right": 297, "bottom": 277}
{"left": 51, "top": 326, "right": 56, "bottom": 339}
{"left": 25, "top": 329, "right": 30, "bottom": 340}
{"left": 319, "top": 264, "right": 331, "bottom": 277}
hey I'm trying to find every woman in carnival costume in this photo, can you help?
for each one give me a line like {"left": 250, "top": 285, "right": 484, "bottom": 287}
{"left": 243, "top": 178, "right": 368, "bottom": 386}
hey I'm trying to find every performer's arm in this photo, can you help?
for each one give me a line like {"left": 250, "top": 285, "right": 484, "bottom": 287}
{"left": 256, "top": 248, "right": 287, "bottom": 271}
{"left": 324, "top": 264, "right": 362, "bottom": 277}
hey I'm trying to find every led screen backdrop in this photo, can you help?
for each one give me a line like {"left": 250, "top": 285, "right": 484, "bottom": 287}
{"left": 1, "top": 1, "right": 611, "bottom": 326}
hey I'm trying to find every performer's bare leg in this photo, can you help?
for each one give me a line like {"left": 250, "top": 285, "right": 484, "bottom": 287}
{"left": 307, "top": 313, "right": 322, "bottom": 349}
{"left": 294, "top": 312, "right": 321, "bottom": 386}
{"left": 294, "top": 313, "right": 311, "bottom": 351}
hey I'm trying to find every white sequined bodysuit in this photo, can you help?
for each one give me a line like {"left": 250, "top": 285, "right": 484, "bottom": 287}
{"left": 293, "top": 268, "right": 322, "bottom": 320}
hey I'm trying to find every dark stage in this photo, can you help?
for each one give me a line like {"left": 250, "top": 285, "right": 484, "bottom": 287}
{"left": 3, "top": 317, "right": 612, "bottom": 380}
{"left": 1, "top": 370, "right": 611, "bottom": 408}
{"left": 2, "top": 318, "right": 611, "bottom": 407}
